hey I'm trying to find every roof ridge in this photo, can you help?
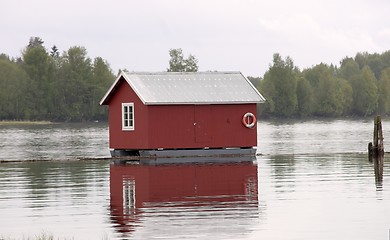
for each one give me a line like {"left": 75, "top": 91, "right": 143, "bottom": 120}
{"left": 122, "top": 71, "right": 242, "bottom": 75}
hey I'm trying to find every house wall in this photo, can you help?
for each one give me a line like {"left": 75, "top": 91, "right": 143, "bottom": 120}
{"left": 208, "top": 104, "right": 258, "bottom": 148}
{"left": 107, "top": 78, "right": 258, "bottom": 150}
{"left": 108, "top": 79, "right": 149, "bottom": 149}
{"left": 147, "top": 104, "right": 258, "bottom": 149}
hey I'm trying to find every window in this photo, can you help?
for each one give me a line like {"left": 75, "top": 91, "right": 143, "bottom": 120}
{"left": 122, "top": 103, "right": 134, "bottom": 131}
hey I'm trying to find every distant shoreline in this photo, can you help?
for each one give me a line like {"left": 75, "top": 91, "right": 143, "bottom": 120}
{"left": 0, "top": 120, "right": 107, "bottom": 125}
{"left": 0, "top": 120, "right": 53, "bottom": 125}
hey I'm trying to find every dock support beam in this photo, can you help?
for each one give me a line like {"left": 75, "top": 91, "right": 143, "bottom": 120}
{"left": 368, "top": 115, "right": 384, "bottom": 159}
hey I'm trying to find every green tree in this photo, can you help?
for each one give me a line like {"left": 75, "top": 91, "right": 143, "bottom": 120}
{"left": 0, "top": 37, "right": 116, "bottom": 122}
{"left": 377, "top": 67, "right": 390, "bottom": 115}
{"left": 315, "top": 69, "right": 341, "bottom": 116}
{"left": 296, "top": 77, "right": 313, "bottom": 117}
{"left": 0, "top": 58, "right": 29, "bottom": 119}
{"left": 22, "top": 38, "right": 56, "bottom": 119}
{"left": 354, "top": 53, "right": 382, "bottom": 80}
{"left": 58, "top": 46, "right": 93, "bottom": 121}
{"left": 0, "top": 53, "right": 10, "bottom": 61}
{"left": 303, "top": 63, "right": 350, "bottom": 117}
{"left": 350, "top": 66, "right": 378, "bottom": 116}
{"left": 91, "top": 57, "right": 115, "bottom": 120}
{"left": 50, "top": 45, "right": 59, "bottom": 58}
{"left": 353, "top": 51, "right": 390, "bottom": 80}
{"left": 247, "top": 76, "right": 261, "bottom": 88}
{"left": 258, "top": 71, "right": 275, "bottom": 116}
{"left": 27, "top": 37, "right": 44, "bottom": 48}
{"left": 336, "top": 78, "right": 353, "bottom": 115}
{"left": 260, "top": 53, "right": 297, "bottom": 117}
{"left": 338, "top": 57, "right": 360, "bottom": 81}
{"left": 167, "top": 48, "right": 198, "bottom": 72}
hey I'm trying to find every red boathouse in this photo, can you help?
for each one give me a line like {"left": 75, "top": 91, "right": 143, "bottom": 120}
{"left": 100, "top": 71, "right": 265, "bottom": 156}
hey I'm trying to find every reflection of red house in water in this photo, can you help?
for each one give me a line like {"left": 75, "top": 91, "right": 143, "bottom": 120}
{"left": 110, "top": 162, "right": 258, "bottom": 237}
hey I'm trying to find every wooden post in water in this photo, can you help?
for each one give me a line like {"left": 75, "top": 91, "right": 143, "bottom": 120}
{"left": 368, "top": 115, "right": 384, "bottom": 159}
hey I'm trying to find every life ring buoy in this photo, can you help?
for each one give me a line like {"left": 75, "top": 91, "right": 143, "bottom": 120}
{"left": 242, "top": 112, "right": 256, "bottom": 128}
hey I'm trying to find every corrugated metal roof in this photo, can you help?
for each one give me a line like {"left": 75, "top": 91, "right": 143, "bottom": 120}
{"left": 100, "top": 71, "right": 265, "bottom": 105}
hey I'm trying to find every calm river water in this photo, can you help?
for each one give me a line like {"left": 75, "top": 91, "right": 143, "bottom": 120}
{"left": 0, "top": 120, "right": 389, "bottom": 239}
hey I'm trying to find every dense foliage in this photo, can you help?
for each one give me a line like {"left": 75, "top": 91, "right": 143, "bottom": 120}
{"left": 2, "top": 37, "right": 390, "bottom": 121}
{"left": 0, "top": 37, "right": 115, "bottom": 121}
{"left": 167, "top": 48, "right": 199, "bottom": 72}
{"left": 257, "top": 52, "right": 390, "bottom": 118}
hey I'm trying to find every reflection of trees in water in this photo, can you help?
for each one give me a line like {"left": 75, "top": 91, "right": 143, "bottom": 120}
{"left": 0, "top": 123, "right": 109, "bottom": 161}
{"left": 22, "top": 161, "right": 108, "bottom": 209}
{"left": 268, "top": 153, "right": 385, "bottom": 195}
{"left": 268, "top": 155, "right": 297, "bottom": 194}
{"left": 269, "top": 155, "right": 296, "bottom": 177}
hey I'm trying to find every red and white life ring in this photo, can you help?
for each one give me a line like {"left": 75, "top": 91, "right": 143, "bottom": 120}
{"left": 242, "top": 112, "right": 256, "bottom": 128}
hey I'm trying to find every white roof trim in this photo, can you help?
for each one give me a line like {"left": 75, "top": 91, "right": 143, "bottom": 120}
{"left": 100, "top": 70, "right": 139, "bottom": 105}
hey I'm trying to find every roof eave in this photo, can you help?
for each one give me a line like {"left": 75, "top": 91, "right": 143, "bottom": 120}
{"left": 99, "top": 70, "right": 148, "bottom": 105}
{"left": 99, "top": 72, "right": 123, "bottom": 105}
{"left": 143, "top": 100, "right": 265, "bottom": 105}
{"left": 240, "top": 72, "right": 266, "bottom": 102}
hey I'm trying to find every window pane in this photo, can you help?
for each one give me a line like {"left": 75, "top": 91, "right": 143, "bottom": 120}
{"left": 122, "top": 103, "right": 134, "bottom": 130}
{"left": 129, "top": 108, "right": 133, "bottom": 123}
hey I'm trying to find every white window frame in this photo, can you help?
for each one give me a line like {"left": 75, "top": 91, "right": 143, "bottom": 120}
{"left": 122, "top": 103, "right": 134, "bottom": 131}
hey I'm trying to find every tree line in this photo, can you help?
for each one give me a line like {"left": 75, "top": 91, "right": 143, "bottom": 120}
{"left": 255, "top": 52, "right": 390, "bottom": 118}
{"left": 0, "top": 37, "right": 115, "bottom": 121}
{"left": 0, "top": 42, "right": 200, "bottom": 122}
{"left": 1, "top": 37, "right": 389, "bottom": 121}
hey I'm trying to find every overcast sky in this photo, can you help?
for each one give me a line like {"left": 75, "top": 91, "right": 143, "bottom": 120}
{"left": 1, "top": 0, "right": 390, "bottom": 77}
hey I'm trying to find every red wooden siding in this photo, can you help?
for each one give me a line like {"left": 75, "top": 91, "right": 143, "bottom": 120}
{"left": 147, "top": 104, "right": 257, "bottom": 149}
{"left": 108, "top": 79, "right": 149, "bottom": 149}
